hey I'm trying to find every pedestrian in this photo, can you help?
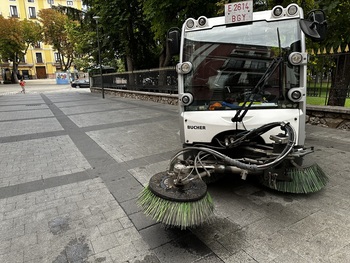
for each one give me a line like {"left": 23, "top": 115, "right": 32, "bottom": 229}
{"left": 19, "top": 79, "right": 26, "bottom": 94}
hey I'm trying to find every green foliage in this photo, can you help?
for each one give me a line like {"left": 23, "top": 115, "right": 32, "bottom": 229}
{"left": 77, "top": 0, "right": 348, "bottom": 74}
{"left": 38, "top": 8, "right": 77, "bottom": 71}
{"left": 143, "top": 0, "right": 218, "bottom": 40}
{"left": 142, "top": 0, "right": 219, "bottom": 67}
{"left": 0, "top": 16, "right": 25, "bottom": 60}
{"left": 21, "top": 19, "right": 43, "bottom": 54}
{"left": 318, "top": 0, "right": 350, "bottom": 48}
{"left": 85, "top": 0, "right": 159, "bottom": 71}
{"left": 0, "top": 16, "right": 43, "bottom": 82}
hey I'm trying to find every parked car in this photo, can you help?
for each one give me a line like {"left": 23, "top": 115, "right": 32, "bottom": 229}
{"left": 71, "top": 79, "right": 90, "bottom": 88}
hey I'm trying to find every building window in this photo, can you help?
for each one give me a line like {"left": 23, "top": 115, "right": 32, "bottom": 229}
{"left": 29, "top": 7, "right": 36, "bottom": 18}
{"left": 54, "top": 53, "right": 61, "bottom": 63}
{"left": 48, "top": 0, "right": 54, "bottom": 4}
{"left": 28, "top": 0, "right": 34, "bottom": 3}
{"left": 67, "top": 1, "right": 73, "bottom": 6}
{"left": 10, "top": 6, "right": 19, "bottom": 17}
{"left": 34, "top": 42, "right": 41, "bottom": 48}
{"left": 36, "top": 53, "right": 43, "bottom": 63}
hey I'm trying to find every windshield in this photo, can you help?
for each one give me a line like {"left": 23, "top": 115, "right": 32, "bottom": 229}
{"left": 183, "top": 19, "right": 302, "bottom": 111}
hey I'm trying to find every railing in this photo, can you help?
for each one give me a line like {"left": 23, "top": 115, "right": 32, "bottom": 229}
{"left": 91, "top": 47, "right": 350, "bottom": 107}
{"left": 91, "top": 67, "right": 178, "bottom": 94}
{"left": 307, "top": 46, "right": 350, "bottom": 106}
{"left": 90, "top": 64, "right": 350, "bottom": 130}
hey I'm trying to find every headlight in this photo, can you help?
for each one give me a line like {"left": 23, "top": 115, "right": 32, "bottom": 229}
{"left": 197, "top": 16, "right": 207, "bottom": 27}
{"left": 180, "top": 93, "right": 194, "bottom": 106}
{"left": 291, "top": 90, "right": 302, "bottom": 100}
{"left": 287, "top": 4, "right": 299, "bottom": 16}
{"left": 288, "top": 88, "right": 304, "bottom": 102}
{"left": 272, "top": 6, "right": 284, "bottom": 18}
{"left": 176, "top": 62, "right": 193, "bottom": 74}
{"left": 185, "top": 18, "right": 195, "bottom": 29}
{"left": 288, "top": 52, "right": 308, "bottom": 65}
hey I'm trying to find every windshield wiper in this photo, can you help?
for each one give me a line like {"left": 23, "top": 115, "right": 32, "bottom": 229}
{"left": 231, "top": 56, "right": 283, "bottom": 123}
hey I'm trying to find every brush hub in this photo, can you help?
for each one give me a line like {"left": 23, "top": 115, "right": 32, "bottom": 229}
{"left": 148, "top": 171, "right": 208, "bottom": 202}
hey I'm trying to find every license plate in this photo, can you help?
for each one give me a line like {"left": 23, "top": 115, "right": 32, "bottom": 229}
{"left": 225, "top": 0, "right": 253, "bottom": 24}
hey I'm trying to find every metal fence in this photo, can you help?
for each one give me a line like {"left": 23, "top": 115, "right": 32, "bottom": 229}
{"left": 307, "top": 50, "right": 350, "bottom": 105}
{"left": 91, "top": 67, "right": 178, "bottom": 94}
{"left": 91, "top": 51, "right": 350, "bottom": 106}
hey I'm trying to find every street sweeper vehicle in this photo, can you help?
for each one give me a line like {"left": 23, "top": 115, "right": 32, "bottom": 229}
{"left": 138, "top": 2, "right": 328, "bottom": 229}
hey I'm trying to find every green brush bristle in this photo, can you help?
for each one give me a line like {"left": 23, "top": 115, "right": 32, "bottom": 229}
{"left": 265, "top": 163, "right": 328, "bottom": 194}
{"left": 137, "top": 186, "right": 214, "bottom": 230}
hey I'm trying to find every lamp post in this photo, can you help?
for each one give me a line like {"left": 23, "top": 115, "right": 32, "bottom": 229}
{"left": 93, "top": 15, "right": 104, "bottom": 99}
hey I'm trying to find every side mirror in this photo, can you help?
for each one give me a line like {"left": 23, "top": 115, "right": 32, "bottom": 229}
{"left": 300, "top": 10, "right": 327, "bottom": 42}
{"left": 167, "top": 28, "right": 181, "bottom": 56}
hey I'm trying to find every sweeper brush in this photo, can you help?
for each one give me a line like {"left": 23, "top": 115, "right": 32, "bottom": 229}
{"left": 137, "top": 121, "right": 328, "bottom": 229}
{"left": 261, "top": 160, "right": 328, "bottom": 194}
{"left": 137, "top": 172, "right": 214, "bottom": 229}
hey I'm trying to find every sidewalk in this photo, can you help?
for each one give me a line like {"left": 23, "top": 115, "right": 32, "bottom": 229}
{"left": 0, "top": 90, "right": 350, "bottom": 263}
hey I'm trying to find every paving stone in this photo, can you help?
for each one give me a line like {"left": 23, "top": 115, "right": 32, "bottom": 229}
{"left": 86, "top": 120, "right": 180, "bottom": 163}
{"left": 0, "top": 118, "right": 63, "bottom": 137}
{"left": 118, "top": 216, "right": 134, "bottom": 229}
{"left": 90, "top": 233, "right": 120, "bottom": 254}
{"left": 139, "top": 224, "right": 187, "bottom": 250}
{"left": 120, "top": 198, "right": 142, "bottom": 215}
{"left": 0, "top": 239, "right": 12, "bottom": 255}
{"left": 153, "top": 233, "right": 213, "bottom": 263}
{"left": 128, "top": 160, "right": 169, "bottom": 187}
{"left": 87, "top": 250, "right": 115, "bottom": 263}
{"left": 224, "top": 250, "right": 257, "bottom": 263}
{"left": 97, "top": 220, "right": 124, "bottom": 236}
{"left": 2, "top": 91, "right": 350, "bottom": 263}
{"left": 109, "top": 238, "right": 149, "bottom": 261}
{"left": 0, "top": 250, "right": 24, "bottom": 263}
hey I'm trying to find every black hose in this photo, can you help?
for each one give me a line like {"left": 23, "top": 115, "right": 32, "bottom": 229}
{"left": 170, "top": 122, "right": 295, "bottom": 173}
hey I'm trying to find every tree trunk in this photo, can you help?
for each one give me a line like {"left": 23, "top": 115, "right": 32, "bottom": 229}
{"left": 159, "top": 41, "right": 172, "bottom": 68}
{"left": 126, "top": 55, "right": 135, "bottom": 89}
{"left": 327, "top": 54, "right": 350, "bottom": 106}
{"left": 126, "top": 55, "right": 133, "bottom": 72}
{"left": 11, "top": 54, "right": 19, "bottom": 83}
{"left": 163, "top": 40, "right": 172, "bottom": 67}
{"left": 159, "top": 47, "right": 166, "bottom": 68}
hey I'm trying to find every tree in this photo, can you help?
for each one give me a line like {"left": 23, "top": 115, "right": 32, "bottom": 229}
{"left": 85, "top": 0, "right": 158, "bottom": 71}
{"left": 83, "top": 0, "right": 220, "bottom": 70}
{"left": 79, "top": 0, "right": 323, "bottom": 72}
{"left": 0, "top": 16, "right": 42, "bottom": 83}
{"left": 143, "top": 0, "right": 317, "bottom": 67}
{"left": 38, "top": 9, "right": 76, "bottom": 71}
{"left": 22, "top": 19, "right": 43, "bottom": 55}
{"left": 142, "top": 0, "right": 219, "bottom": 67}
{"left": 48, "top": 5, "right": 100, "bottom": 71}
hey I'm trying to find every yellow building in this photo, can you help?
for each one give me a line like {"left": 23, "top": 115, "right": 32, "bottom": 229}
{"left": 0, "top": 0, "right": 83, "bottom": 79}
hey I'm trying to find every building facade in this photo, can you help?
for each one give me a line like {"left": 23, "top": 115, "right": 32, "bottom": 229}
{"left": 0, "top": 0, "right": 83, "bottom": 79}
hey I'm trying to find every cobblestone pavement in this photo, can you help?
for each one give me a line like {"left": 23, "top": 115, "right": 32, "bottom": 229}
{"left": 1, "top": 87, "right": 350, "bottom": 263}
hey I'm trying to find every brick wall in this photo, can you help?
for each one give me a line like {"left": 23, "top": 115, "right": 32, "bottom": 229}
{"left": 306, "top": 105, "right": 350, "bottom": 130}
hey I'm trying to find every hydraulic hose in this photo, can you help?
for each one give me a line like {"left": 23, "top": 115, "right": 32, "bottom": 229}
{"left": 169, "top": 122, "right": 295, "bottom": 173}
